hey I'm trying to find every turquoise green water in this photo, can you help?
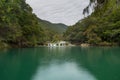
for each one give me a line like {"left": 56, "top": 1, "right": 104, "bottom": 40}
{"left": 0, "top": 47, "right": 120, "bottom": 80}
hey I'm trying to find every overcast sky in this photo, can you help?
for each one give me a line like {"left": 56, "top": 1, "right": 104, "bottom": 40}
{"left": 26, "top": 0, "right": 90, "bottom": 26}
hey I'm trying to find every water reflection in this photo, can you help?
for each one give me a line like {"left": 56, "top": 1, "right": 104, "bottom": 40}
{"left": 0, "top": 47, "right": 120, "bottom": 80}
{"left": 47, "top": 47, "right": 70, "bottom": 54}
{"left": 32, "top": 62, "right": 97, "bottom": 80}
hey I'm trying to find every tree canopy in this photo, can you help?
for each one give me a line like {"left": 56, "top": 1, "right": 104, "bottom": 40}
{"left": 0, "top": 0, "right": 67, "bottom": 48}
{"left": 64, "top": 0, "right": 120, "bottom": 46}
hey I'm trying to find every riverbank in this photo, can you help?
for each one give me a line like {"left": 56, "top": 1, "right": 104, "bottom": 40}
{"left": 0, "top": 42, "right": 10, "bottom": 49}
{"left": 0, "top": 41, "right": 119, "bottom": 49}
{"left": 71, "top": 42, "right": 119, "bottom": 47}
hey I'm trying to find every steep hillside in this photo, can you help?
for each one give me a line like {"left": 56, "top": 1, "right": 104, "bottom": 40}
{"left": 64, "top": 0, "right": 120, "bottom": 46}
{"left": 39, "top": 19, "right": 68, "bottom": 33}
{"left": 0, "top": 0, "right": 45, "bottom": 48}
{"left": 0, "top": 0, "right": 67, "bottom": 48}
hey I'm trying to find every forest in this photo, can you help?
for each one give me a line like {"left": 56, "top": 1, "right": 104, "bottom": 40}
{"left": 0, "top": 0, "right": 65, "bottom": 48}
{"left": 64, "top": 0, "right": 120, "bottom": 46}
{"left": 0, "top": 0, "right": 120, "bottom": 48}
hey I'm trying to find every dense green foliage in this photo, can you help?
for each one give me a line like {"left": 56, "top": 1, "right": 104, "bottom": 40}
{"left": 38, "top": 19, "right": 67, "bottom": 34}
{"left": 0, "top": 0, "right": 45, "bottom": 48}
{"left": 64, "top": 0, "right": 120, "bottom": 46}
{"left": 38, "top": 19, "right": 67, "bottom": 42}
{"left": 0, "top": 0, "right": 66, "bottom": 48}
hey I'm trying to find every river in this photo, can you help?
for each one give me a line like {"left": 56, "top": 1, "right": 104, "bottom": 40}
{"left": 0, "top": 47, "right": 120, "bottom": 80}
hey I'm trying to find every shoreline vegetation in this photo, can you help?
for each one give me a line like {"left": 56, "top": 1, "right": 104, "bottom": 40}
{"left": 0, "top": 39, "right": 119, "bottom": 49}
{"left": 0, "top": 0, "right": 120, "bottom": 49}
{"left": 0, "top": 0, "right": 66, "bottom": 49}
{"left": 0, "top": 41, "right": 119, "bottom": 49}
{"left": 64, "top": 0, "right": 120, "bottom": 46}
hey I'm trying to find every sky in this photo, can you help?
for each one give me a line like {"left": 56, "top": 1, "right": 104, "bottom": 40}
{"left": 26, "top": 0, "right": 90, "bottom": 26}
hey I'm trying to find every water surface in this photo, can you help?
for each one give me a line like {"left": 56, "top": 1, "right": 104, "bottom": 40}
{"left": 0, "top": 47, "right": 120, "bottom": 80}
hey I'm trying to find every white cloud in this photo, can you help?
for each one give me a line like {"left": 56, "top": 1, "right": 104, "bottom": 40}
{"left": 26, "top": 0, "right": 90, "bottom": 25}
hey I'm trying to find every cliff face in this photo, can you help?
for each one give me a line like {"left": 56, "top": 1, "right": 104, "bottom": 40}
{"left": 64, "top": 0, "right": 120, "bottom": 46}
